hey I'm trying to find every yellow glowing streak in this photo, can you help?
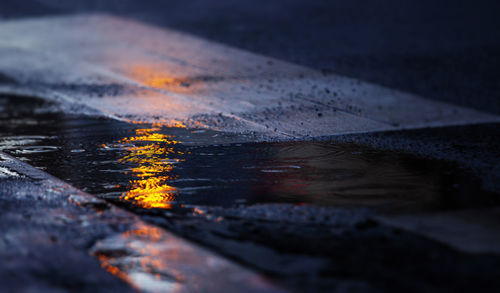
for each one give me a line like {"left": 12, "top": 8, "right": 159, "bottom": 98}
{"left": 116, "top": 125, "right": 184, "bottom": 209}
{"left": 125, "top": 133, "right": 176, "bottom": 143}
{"left": 123, "top": 179, "right": 176, "bottom": 209}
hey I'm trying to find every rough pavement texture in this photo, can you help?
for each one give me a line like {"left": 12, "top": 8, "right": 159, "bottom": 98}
{"left": 1, "top": 15, "right": 495, "bottom": 140}
{"left": 137, "top": 204, "right": 500, "bottom": 293}
{"left": 1, "top": 95, "right": 498, "bottom": 292}
{"left": 0, "top": 155, "right": 136, "bottom": 293}
{"left": 0, "top": 0, "right": 498, "bottom": 114}
{"left": 0, "top": 1, "right": 498, "bottom": 189}
{"left": 0, "top": 2, "right": 499, "bottom": 292}
{"left": 0, "top": 153, "right": 282, "bottom": 293}
{"left": 329, "top": 123, "right": 500, "bottom": 193}
{"left": 377, "top": 207, "right": 500, "bottom": 254}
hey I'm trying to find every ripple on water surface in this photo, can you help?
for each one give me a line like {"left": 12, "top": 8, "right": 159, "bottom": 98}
{"left": 0, "top": 95, "right": 497, "bottom": 213}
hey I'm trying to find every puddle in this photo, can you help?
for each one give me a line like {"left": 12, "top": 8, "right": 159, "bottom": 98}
{"left": 90, "top": 222, "right": 283, "bottom": 293}
{"left": 0, "top": 95, "right": 497, "bottom": 213}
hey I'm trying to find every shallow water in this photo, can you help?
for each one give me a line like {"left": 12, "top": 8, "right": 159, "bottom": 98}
{"left": 0, "top": 95, "right": 497, "bottom": 213}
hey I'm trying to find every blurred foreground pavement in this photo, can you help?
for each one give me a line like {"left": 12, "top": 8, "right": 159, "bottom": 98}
{"left": 0, "top": 1, "right": 499, "bottom": 293}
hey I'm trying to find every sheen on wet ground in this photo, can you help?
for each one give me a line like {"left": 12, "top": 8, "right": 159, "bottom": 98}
{"left": 2, "top": 94, "right": 500, "bottom": 292}
{"left": 0, "top": 95, "right": 496, "bottom": 214}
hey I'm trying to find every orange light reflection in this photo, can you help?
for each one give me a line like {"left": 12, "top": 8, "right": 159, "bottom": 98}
{"left": 126, "top": 64, "right": 197, "bottom": 96}
{"left": 94, "top": 223, "right": 183, "bottom": 291}
{"left": 118, "top": 124, "right": 184, "bottom": 209}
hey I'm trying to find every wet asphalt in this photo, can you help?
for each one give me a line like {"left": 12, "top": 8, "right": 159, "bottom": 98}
{"left": 0, "top": 0, "right": 499, "bottom": 184}
{"left": 0, "top": 96, "right": 497, "bottom": 212}
{"left": 1, "top": 0, "right": 499, "bottom": 114}
{"left": 0, "top": 156, "right": 137, "bottom": 293}
{"left": 1, "top": 1, "right": 500, "bottom": 292}
{"left": 1, "top": 95, "right": 500, "bottom": 292}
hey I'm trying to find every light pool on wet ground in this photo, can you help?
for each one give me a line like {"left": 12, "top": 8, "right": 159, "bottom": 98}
{"left": 0, "top": 95, "right": 497, "bottom": 214}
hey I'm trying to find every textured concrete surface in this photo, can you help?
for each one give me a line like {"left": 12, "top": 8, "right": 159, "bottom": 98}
{"left": 0, "top": 13, "right": 497, "bottom": 197}
{"left": 0, "top": 153, "right": 136, "bottom": 293}
{"left": 142, "top": 203, "right": 500, "bottom": 292}
{"left": 0, "top": 0, "right": 499, "bottom": 114}
{"left": 328, "top": 123, "right": 500, "bottom": 193}
{"left": 0, "top": 2, "right": 498, "bottom": 184}
{"left": 1, "top": 96, "right": 499, "bottom": 292}
{"left": 0, "top": 15, "right": 497, "bottom": 138}
{"left": 0, "top": 2, "right": 499, "bottom": 292}
{"left": 0, "top": 152, "right": 284, "bottom": 293}
{"left": 377, "top": 208, "right": 500, "bottom": 254}
{"left": 2, "top": 132, "right": 500, "bottom": 292}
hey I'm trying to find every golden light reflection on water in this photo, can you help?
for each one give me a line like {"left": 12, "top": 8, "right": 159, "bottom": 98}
{"left": 97, "top": 254, "right": 132, "bottom": 285}
{"left": 93, "top": 222, "right": 277, "bottom": 293}
{"left": 118, "top": 123, "right": 185, "bottom": 209}
{"left": 94, "top": 223, "right": 183, "bottom": 292}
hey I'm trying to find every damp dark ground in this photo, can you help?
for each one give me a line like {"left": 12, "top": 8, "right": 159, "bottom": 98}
{"left": 2, "top": 95, "right": 500, "bottom": 292}
{"left": 1, "top": 95, "right": 497, "bottom": 213}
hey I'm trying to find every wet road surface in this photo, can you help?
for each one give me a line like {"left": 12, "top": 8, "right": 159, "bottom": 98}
{"left": 1, "top": 95, "right": 496, "bottom": 213}
{"left": 2, "top": 94, "right": 500, "bottom": 292}
{"left": 1, "top": 0, "right": 499, "bottom": 114}
{"left": 1, "top": 1, "right": 500, "bottom": 291}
